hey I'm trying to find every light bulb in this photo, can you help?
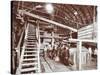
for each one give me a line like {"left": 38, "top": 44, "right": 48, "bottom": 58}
{"left": 45, "top": 4, "right": 54, "bottom": 14}
{"left": 74, "top": 11, "right": 78, "bottom": 15}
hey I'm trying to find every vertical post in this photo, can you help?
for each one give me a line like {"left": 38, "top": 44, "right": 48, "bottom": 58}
{"left": 36, "top": 20, "right": 41, "bottom": 73}
{"left": 70, "top": 31, "right": 72, "bottom": 39}
{"left": 77, "top": 41, "right": 82, "bottom": 70}
{"left": 88, "top": 47, "right": 92, "bottom": 64}
{"left": 51, "top": 31, "right": 54, "bottom": 47}
{"left": 73, "top": 52, "right": 77, "bottom": 70}
{"left": 16, "top": 47, "right": 20, "bottom": 66}
{"left": 92, "top": 6, "right": 95, "bottom": 39}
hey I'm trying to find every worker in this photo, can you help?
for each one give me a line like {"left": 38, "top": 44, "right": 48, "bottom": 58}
{"left": 44, "top": 45, "right": 48, "bottom": 58}
{"left": 54, "top": 44, "right": 60, "bottom": 62}
{"left": 48, "top": 44, "right": 53, "bottom": 59}
{"left": 61, "top": 46, "right": 70, "bottom": 65}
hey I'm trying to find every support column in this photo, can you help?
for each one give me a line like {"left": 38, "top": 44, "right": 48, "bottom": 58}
{"left": 51, "top": 31, "right": 54, "bottom": 47}
{"left": 36, "top": 20, "right": 41, "bottom": 73}
{"left": 88, "top": 47, "right": 92, "bottom": 64}
{"left": 77, "top": 41, "right": 82, "bottom": 70}
{"left": 73, "top": 52, "right": 77, "bottom": 70}
{"left": 70, "top": 31, "right": 73, "bottom": 39}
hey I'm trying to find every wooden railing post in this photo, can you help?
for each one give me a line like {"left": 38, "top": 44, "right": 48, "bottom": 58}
{"left": 15, "top": 27, "right": 24, "bottom": 65}
{"left": 36, "top": 20, "right": 41, "bottom": 73}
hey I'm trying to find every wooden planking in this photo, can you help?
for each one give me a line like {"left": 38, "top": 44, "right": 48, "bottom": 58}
{"left": 40, "top": 57, "right": 52, "bottom": 72}
{"left": 78, "top": 23, "right": 97, "bottom": 39}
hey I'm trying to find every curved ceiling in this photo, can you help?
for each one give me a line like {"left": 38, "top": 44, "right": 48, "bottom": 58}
{"left": 12, "top": 1, "right": 97, "bottom": 29}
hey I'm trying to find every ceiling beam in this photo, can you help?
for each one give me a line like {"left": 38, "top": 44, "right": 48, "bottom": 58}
{"left": 24, "top": 11, "right": 77, "bottom": 32}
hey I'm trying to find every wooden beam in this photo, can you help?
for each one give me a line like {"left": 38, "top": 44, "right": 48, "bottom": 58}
{"left": 28, "top": 19, "right": 36, "bottom": 23}
{"left": 24, "top": 11, "right": 77, "bottom": 32}
{"left": 40, "top": 35, "right": 66, "bottom": 39}
{"left": 69, "top": 38, "right": 97, "bottom": 43}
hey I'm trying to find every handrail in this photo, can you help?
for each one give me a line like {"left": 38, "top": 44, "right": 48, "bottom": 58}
{"left": 15, "top": 22, "right": 28, "bottom": 64}
{"left": 16, "top": 23, "right": 28, "bottom": 75}
{"left": 36, "top": 21, "right": 41, "bottom": 73}
{"left": 15, "top": 27, "right": 25, "bottom": 64}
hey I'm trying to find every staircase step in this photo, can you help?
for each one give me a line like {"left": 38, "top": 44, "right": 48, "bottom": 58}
{"left": 26, "top": 44, "right": 36, "bottom": 46}
{"left": 25, "top": 47, "right": 37, "bottom": 50}
{"left": 28, "top": 31, "right": 35, "bottom": 32}
{"left": 27, "top": 34, "right": 36, "bottom": 36}
{"left": 26, "top": 41, "right": 36, "bottom": 42}
{"left": 27, "top": 36, "right": 36, "bottom": 38}
{"left": 21, "top": 67, "right": 38, "bottom": 72}
{"left": 26, "top": 38, "right": 37, "bottom": 42}
{"left": 23, "top": 54, "right": 38, "bottom": 57}
{"left": 26, "top": 46, "right": 37, "bottom": 48}
{"left": 27, "top": 39, "right": 37, "bottom": 41}
{"left": 25, "top": 49, "right": 37, "bottom": 51}
{"left": 28, "top": 33, "right": 36, "bottom": 34}
{"left": 26, "top": 42, "right": 36, "bottom": 44}
{"left": 22, "top": 60, "right": 37, "bottom": 63}
{"left": 24, "top": 52, "right": 37, "bottom": 55}
{"left": 27, "top": 38, "right": 36, "bottom": 40}
{"left": 22, "top": 62, "right": 38, "bottom": 66}
{"left": 26, "top": 43, "right": 36, "bottom": 46}
{"left": 27, "top": 35, "right": 36, "bottom": 36}
{"left": 24, "top": 51, "right": 37, "bottom": 53}
{"left": 26, "top": 40, "right": 37, "bottom": 42}
{"left": 23, "top": 58, "right": 37, "bottom": 61}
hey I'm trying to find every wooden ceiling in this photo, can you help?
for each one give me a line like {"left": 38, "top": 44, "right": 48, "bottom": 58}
{"left": 12, "top": 1, "right": 97, "bottom": 29}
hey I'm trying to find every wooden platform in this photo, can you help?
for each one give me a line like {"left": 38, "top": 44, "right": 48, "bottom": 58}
{"left": 40, "top": 57, "right": 52, "bottom": 72}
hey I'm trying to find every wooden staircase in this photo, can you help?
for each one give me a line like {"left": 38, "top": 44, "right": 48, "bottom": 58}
{"left": 16, "top": 24, "right": 40, "bottom": 74}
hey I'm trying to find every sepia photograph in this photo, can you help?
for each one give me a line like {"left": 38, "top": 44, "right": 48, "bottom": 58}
{"left": 11, "top": 1, "right": 98, "bottom": 74}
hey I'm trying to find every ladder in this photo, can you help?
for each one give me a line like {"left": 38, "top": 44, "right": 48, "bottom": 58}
{"left": 16, "top": 24, "right": 40, "bottom": 74}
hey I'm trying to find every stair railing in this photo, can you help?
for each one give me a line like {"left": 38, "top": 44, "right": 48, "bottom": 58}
{"left": 16, "top": 23, "right": 29, "bottom": 75}
{"left": 36, "top": 20, "right": 41, "bottom": 73}
{"left": 15, "top": 24, "right": 26, "bottom": 65}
